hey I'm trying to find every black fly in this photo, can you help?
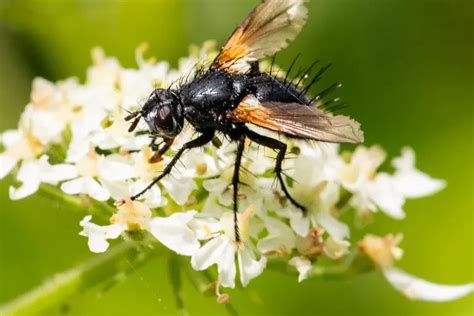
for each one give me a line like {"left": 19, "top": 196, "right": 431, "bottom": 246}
{"left": 125, "top": 0, "right": 364, "bottom": 241}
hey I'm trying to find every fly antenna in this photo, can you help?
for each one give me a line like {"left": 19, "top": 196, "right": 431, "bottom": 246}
{"left": 125, "top": 111, "right": 142, "bottom": 132}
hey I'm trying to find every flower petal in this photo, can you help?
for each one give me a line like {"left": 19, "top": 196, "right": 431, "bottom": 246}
{"left": 0, "top": 154, "right": 17, "bottom": 179}
{"left": 162, "top": 177, "right": 197, "bottom": 205}
{"left": 86, "top": 178, "right": 110, "bottom": 201}
{"left": 61, "top": 177, "right": 87, "bottom": 195}
{"left": 257, "top": 217, "right": 296, "bottom": 255}
{"left": 391, "top": 147, "right": 446, "bottom": 198}
{"left": 392, "top": 170, "right": 446, "bottom": 199}
{"left": 368, "top": 173, "right": 406, "bottom": 219}
{"left": 202, "top": 178, "right": 229, "bottom": 193}
{"left": 98, "top": 156, "right": 135, "bottom": 181}
{"left": 9, "top": 179, "right": 40, "bottom": 200}
{"left": 9, "top": 160, "right": 41, "bottom": 200}
{"left": 324, "top": 236, "right": 350, "bottom": 260}
{"left": 191, "top": 235, "right": 229, "bottom": 271}
{"left": 289, "top": 256, "right": 312, "bottom": 282}
{"left": 383, "top": 267, "right": 474, "bottom": 302}
{"left": 238, "top": 246, "right": 267, "bottom": 287}
{"left": 218, "top": 237, "right": 237, "bottom": 288}
{"left": 61, "top": 177, "right": 110, "bottom": 201}
{"left": 148, "top": 211, "right": 200, "bottom": 256}
{"left": 314, "top": 212, "right": 349, "bottom": 240}
{"left": 79, "top": 215, "right": 124, "bottom": 253}
{"left": 37, "top": 155, "right": 77, "bottom": 184}
{"left": 289, "top": 210, "right": 310, "bottom": 237}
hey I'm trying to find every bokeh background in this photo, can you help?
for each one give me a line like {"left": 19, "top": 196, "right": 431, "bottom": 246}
{"left": 0, "top": 0, "right": 472, "bottom": 315}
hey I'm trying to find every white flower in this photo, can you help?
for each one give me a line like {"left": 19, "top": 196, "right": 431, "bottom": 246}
{"left": 339, "top": 145, "right": 386, "bottom": 191}
{"left": 61, "top": 147, "right": 134, "bottom": 201}
{"left": 324, "top": 236, "right": 350, "bottom": 260}
{"left": 148, "top": 211, "right": 200, "bottom": 256}
{"left": 120, "top": 44, "right": 171, "bottom": 110}
{"left": 289, "top": 256, "right": 312, "bottom": 282}
{"left": 383, "top": 267, "right": 474, "bottom": 302}
{"left": 282, "top": 145, "right": 349, "bottom": 240}
{"left": 344, "top": 146, "right": 446, "bottom": 220}
{"left": 0, "top": 127, "right": 44, "bottom": 180}
{"left": 366, "top": 173, "right": 406, "bottom": 219}
{"left": 295, "top": 227, "right": 325, "bottom": 258}
{"left": 391, "top": 147, "right": 446, "bottom": 198}
{"left": 79, "top": 215, "right": 125, "bottom": 253}
{"left": 191, "top": 206, "right": 267, "bottom": 288}
{"left": 358, "top": 233, "right": 404, "bottom": 268}
{"left": 257, "top": 217, "right": 296, "bottom": 256}
{"left": 111, "top": 199, "right": 200, "bottom": 256}
{"left": 9, "top": 155, "right": 77, "bottom": 200}
{"left": 80, "top": 199, "right": 200, "bottom": 255}
{"left": 131, "top": 144, "right": 199, "bottom": 205}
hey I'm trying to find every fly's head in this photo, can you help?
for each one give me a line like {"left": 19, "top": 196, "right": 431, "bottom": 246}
{"left": 126, "top": 89, "right": 183, "bottom": 139}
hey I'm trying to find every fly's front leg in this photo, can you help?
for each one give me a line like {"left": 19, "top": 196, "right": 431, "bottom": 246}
{"left": 245, "top": 129, "right": 307, "bottom": 214}
{"left": 131, "top": 130, "right": 215, "bottom": 201}
{"left": 149, "top": 138, "right": 174, "bottom": 163}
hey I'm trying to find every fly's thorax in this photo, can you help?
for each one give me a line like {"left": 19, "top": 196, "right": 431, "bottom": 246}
{"left": 180, "top": 70, "right": 250, "bottom": 130}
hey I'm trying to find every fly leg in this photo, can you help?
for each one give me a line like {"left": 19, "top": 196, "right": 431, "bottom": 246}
{"left": 245, "top": 129, "right": 307, "bottom": 214}
{"left": 131, "top": 130, "right": 215, "bottom": 201}
{"left": 124, "top": 137, "right": 172, "bottom": 162}
{"left": 231, "top": 133, "right": 246, "bottom": 242}
{"left": 149, "top": 138, "right": 174, "bottom": 163}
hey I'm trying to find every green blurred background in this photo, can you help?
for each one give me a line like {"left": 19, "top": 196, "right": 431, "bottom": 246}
{"left": 0, "top": 0, "right": 472, "bottom": 315}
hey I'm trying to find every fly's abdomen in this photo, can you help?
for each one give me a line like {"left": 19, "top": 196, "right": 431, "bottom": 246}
{"left": 252, "top": 74, "right": 311, "bottom": 105}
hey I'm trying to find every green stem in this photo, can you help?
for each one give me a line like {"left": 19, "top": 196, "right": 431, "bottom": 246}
{"left": 38, "top": 184, "right": 88, "bottom": 211}
{"left": 38, "top": 184, "right": 116, "bottom": 220}
{"left": 0, "top": 242, "right": 158, "bottom": 316}
{"left": 268, "top": 252, "right": 375, "bottom": 281}
{"left": 168, "top": 255, "right": 188, "bottom": 316}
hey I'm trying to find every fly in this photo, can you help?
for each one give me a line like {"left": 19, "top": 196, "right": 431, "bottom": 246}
{"left": 125, "top": 0, "right": 364, "bottom": 241}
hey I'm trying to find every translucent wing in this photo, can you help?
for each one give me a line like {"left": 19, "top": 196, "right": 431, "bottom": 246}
{"left": 227, "top": 95, "right": 364, "bottom": 144}
{"left": 212, "top": 0, "right": 308, "bottom": 74}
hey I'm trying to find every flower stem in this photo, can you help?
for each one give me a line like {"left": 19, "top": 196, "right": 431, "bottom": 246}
{"left": 38, "top": 184, "right": 88, "bottom": 211}
{"left": 168, "top": 254, "right": 188, "bottom": 316}
{"left": 0, "top": 242, "right": 158, "bottom": 316}
{"left": 268, "top": 252, "right": 375, "bottom": 280}
{"left": 38, "top": 184, "right": 116, "bottom": 219}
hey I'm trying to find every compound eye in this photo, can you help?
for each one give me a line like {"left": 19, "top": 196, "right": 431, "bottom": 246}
{"left": 154, "top": 105, "right": 176, "bottom": 134}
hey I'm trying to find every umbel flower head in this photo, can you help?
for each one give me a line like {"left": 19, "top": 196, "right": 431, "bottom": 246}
{"left": 0, "top": 42, "right": 472, "bottom": 302}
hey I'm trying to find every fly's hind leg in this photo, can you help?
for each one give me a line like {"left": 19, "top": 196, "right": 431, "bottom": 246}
{"left": 245, "top": 129, "right": 307, "bottom": 214}
{"left": 231, "top": 134, "right": 246, "bottom": 242}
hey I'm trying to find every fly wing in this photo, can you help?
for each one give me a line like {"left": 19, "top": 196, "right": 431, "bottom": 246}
{"left": 212, "top": 0, "right": 308, "bottom": 74}
{"left": 227, "top": 95, "right": 364, "bottom": 144}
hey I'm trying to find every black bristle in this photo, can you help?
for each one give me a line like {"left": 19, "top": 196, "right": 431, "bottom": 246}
{"left": 293, "top": 60, "right": 320, "bottom": 88}
{"left": 312, "top": 82, "right": 342, "bottom": 103}
{"left": 269, "top": 54, "right": 277, "bottom": 76}
{"left": 300, "top": 62, "right": 333, "bottom": 97}
{"left": 283, "top": 53, "right": 301, "bottom": 85}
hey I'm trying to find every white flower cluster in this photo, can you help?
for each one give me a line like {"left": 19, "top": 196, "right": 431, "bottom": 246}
{"left": 1, "top": 43, "right": 472, "bottom": 301}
